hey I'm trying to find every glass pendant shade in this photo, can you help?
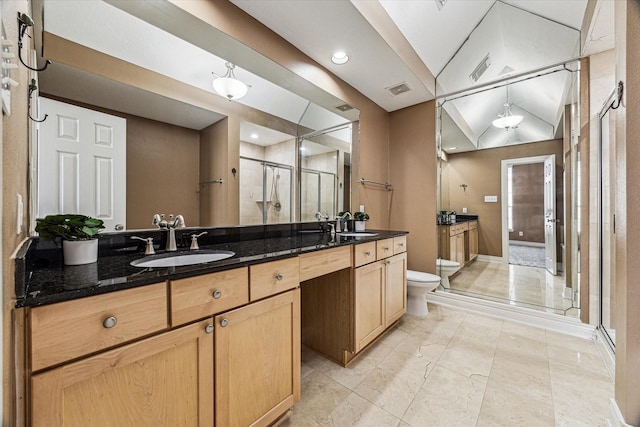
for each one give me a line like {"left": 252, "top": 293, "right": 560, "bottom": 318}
{"left": 492, "top": 103, "right": 523, "bottom": 129}
{"left": 212, "top": 62, "right": 249, "bottom": 100}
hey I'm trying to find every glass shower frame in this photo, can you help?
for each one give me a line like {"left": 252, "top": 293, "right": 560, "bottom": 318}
{"left": 239, "top": 157, "right": 294, "bottom": 225}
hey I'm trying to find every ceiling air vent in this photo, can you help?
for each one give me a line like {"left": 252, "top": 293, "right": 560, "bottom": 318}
{"left": 386, "top": 82, "right": 411, "bottom": 96}
{"left": 469, "top": 53, "right": 491, "bottom": 83}
{"left": 335, "top": 103, "right": 354, "bottom": 112}
{"left": 435, "top": 0, "right": 448, "bottom": 11}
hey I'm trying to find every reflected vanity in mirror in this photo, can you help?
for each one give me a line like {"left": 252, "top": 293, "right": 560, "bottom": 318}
{"left": 30, "top": 0, "right": 359, "bottom": 233}
{"left": 435, "top": 0, "right": 582, "bottom": 317}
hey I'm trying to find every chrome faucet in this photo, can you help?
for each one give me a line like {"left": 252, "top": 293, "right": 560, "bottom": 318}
{"left": 153, "top": 214, "right": 186, "bottom": 251}
{"left": 336, "top": 211, "right": 351, "bottom": 232}
{"left": 190, "top": 231, "right": 208, "bottom": 250}
{"left": 131, "top": 236, "right": 155, "bottom": 255}
{"left": 166, "top": 214, "right": 186, "bottom": 251}
{"left": 315, "top": 212, "right": 329, "bottom": 221}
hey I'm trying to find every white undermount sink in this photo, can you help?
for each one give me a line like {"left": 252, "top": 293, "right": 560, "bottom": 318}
{"left": 130, "top": 250, "right": 235, "bottom": 268}
{"left": 338, "top": 232, "right": 379, "bottom": 237}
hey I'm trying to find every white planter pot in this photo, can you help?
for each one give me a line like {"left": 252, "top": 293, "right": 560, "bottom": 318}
{"left": 355, "top": 221, "right": 366, "bottom": 232}
{"left": 63, "top": 239, "right": 98, "bottom": 265}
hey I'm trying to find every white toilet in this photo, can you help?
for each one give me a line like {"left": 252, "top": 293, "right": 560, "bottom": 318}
{"left": 436, "top": 258, "right": 461, "bottom": 288}
{"left": 406, "top": 270, "right": 441, "bottom": 316}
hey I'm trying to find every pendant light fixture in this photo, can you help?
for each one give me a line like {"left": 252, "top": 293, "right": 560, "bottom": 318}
{"left": 492, "top": 86, "right": 522, "bottom": 130}
{"left": 212, "top": 62, "right": 249, "bottom": 100}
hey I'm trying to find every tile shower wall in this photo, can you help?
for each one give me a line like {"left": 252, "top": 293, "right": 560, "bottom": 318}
{"left": 239, "top": 140, "right": 295, "bottom": 225}
{"left": 301, "top": 152, "right": 338, "bottom": 221}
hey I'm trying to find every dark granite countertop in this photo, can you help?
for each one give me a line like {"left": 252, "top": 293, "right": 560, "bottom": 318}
{"left": 438, "top": 214, "right": 479, "bottom": 225}
{"left": 15, "top": 223, "right": 408, "bottom": 308}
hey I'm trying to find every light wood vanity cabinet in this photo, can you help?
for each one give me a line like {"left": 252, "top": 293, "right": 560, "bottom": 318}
{"left": 438, "top": 221, "right": 478, "bottom": 265}
{"left": 215, "top": 289, "right": 300, "bottom": 427}
{"left": 353, "top": 239, "right": 407, "bottom": 353}
{"left": 24, "top": 235, "right": 407, "bottom": 424}
{"left": 31, "top": 318, "right": 215, "bottom": 427}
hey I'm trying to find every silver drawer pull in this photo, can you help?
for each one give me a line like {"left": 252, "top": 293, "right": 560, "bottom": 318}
{"left": 220, "top": 318, "right": 229, "bottom": 327}
{"left": 205, "top": 324, "right": 214, "bottom": 334}
{"left": 384, "top": 260, "right": 391, "bottom": 265}
{"left": 275, "top": 273, "right": 284, "bottom": 281}
{"left": 365, "top": 251, "right": 371, "bottom": 256}
{"left": 212, "top": 289, "right": 222, "bottom": 299}
{"left": 384, "top": 247, "right": 390, "bottom": 251}
{"left": 399, "top": 243, "right": 405, "bottom": 247}
{"left": 103, "top": 316, "right": 117, "bottom": 329}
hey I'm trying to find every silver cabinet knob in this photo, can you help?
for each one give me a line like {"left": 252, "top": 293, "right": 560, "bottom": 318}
{"left": 399, "top": 243, "right": 405, "bottom": 247}
{"left": 212, "top": 289, "right": 222, "bottom": 299}
{"left": 384, "top": 260, "right": 391, "bottom": 265}
{"left": 275, "top": 273, "right": 284, "bottom": 281}
{"left": 205, "top": 324, "right": 214, "bottom": 334}
{"left": 103, "top": 316, "right": 117, "bottom": 328}
{"left": 365, "top": 251, "right": 371, "bottom": 256}
{"left": 220, "top": 318, "right": 229, "bottom": 327}
{"left": 384, "top": 247, "right": 390, "bottom": 251}
{"left": 114, "top": 224, "right": 124, "bottom": 231}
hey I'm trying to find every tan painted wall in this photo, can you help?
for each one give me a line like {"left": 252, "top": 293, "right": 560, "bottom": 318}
{"left": 444, "top": 139, "right": 563, "bottom": 257}
{"left": 126, "top": 116, "right": 200, "bottom": 229}
{"left": 389, "top": 101, "right": 437, "bottom": 274}
{"left": 200, "top": 117, "right": 240, "bottom": 226}
{"left": 615, "top": 1, "right": 640, "bottom": 423}
{"left": 509, "top": 163, "right": 544, "bottom": 243}
{"left": 3, "top": 1, "right": 33, "bottom": 422}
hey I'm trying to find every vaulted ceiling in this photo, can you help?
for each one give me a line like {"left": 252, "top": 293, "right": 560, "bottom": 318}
{"left": 35, "top": 0, "right": 615, "bottom": 152}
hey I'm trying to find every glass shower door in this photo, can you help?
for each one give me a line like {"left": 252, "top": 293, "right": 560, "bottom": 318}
{"left": 598, "top": 88, "right": 617, "bottom": 349}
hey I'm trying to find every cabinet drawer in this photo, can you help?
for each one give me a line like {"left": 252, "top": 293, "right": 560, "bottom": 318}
{"left": 354, "top": 242, "right": 377, "bottom": 267}
{"left": 250, "top": 257, "right": 300, "bottom": 301}
{"left": 393, "top": 236, "right": 407, "bottom": 254}
{"left": 376, "top": 239, "right": 394, "bottom": 260}
{"left": 448, "top": 225, "right": 457, "bottom": 236}
{"left": 469, "top": 220, "right": 478, "bottom": 230}
{"left": 459, "top": 222, "right": 469, "bottom": 232}
{"left": 30, "top": 283, "right": 168, "bottom": 371}
{"left": 170, "top": 267, "right": 248, "bottom": 327}
{"left": 299, "top": 246, "right": 351, "bottom": 281}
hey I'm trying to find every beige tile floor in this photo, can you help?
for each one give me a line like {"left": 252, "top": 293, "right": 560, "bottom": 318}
{"left": 285, "top": 305, "right": 613, "bottom": 426}
{"left": 446, "top": 261, "right": 579, "bottom": 318}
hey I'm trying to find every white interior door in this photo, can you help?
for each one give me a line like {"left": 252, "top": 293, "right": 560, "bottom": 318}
{"left": 37, "top": 98, "right": 126, "bottom": 231}
{"left": 544, "top": 155, "right": 557, "bottom": 275}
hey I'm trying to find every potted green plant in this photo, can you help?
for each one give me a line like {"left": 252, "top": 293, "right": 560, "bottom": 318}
{"left": 35, "top": 214, "right": 105, "bottom": 265}
{"left": 353, "top": 211, "right": 370, "bottom": 232}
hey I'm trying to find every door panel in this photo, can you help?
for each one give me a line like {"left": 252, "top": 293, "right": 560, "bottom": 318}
{"left": 38, "top": 98, "right": 126, "bottom": 231}
{"left": 544, "top": 155, "right": 557, "bottom": 275}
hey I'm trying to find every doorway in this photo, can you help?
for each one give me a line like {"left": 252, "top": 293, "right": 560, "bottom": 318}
{"left": 502, "top": 155, "right": 557, "bottom": 273}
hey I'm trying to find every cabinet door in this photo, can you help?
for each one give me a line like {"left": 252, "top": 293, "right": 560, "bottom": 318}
{"left": 385, "top": 253, "right": 407, "bottom": 327}
{"left": 457, "top": 234, "right": 466, "bottom": 263}
{"left": 215, "top": 289, "right": 300, "bottom": 427}
{"left": 354, "top": 261, "right": 385, "bottom": 352}
{"left": 449, "top": 234, "right": 458, "bottom": 263}
{"left": 469, "top": 228, "right": 479, "bottom": 261}
{"left": 31, "top": 319, "right": 214, "bottom": 427}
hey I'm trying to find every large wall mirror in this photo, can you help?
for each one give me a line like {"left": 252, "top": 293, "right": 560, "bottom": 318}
{"left": 30, "top": 0, "right": 359, "bottom": 232}
{"left": 435, "top": 1, "right": 582, "bottom": 317}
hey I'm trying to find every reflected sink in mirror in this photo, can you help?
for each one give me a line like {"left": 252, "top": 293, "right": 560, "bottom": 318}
{"left": 338, "top": 232, "right": 379, "bottom": 237}
{"left": 130, "top": 250, "right": 235, "bottom": 268}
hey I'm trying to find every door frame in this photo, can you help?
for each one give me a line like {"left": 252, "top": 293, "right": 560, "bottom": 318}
{"left": 501, "top": 155, "right": 555, "bottom": 266}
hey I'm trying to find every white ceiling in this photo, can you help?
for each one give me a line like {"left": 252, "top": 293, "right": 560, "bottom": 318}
{"left": 36, "top": 0, "right": 614, "bottom": 152}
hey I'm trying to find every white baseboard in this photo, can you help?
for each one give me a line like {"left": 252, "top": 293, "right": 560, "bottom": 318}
{"left": 607, "top": 398, "right": 633, "bottom": 427}
{"left": 476, "top": 254, "right": 505, "bottom": 263}
{"left": 427, "top": 290, "right": 595, "bottom": 339}
{"left": 594, "top": 327, "right": 615, "bottom": 379}
{"left": 509, "top": 240, "right": 545, "bottom": 248}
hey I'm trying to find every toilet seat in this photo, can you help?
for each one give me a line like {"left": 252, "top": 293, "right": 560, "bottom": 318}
{"left": 407, "top": 270, "right": 440, "bottom": 283}
{"left": 436, "top": 258, "right": 460, "bottom": 268}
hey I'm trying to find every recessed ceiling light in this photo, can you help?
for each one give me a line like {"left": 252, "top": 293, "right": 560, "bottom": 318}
{"left": 331, "top": 51, "right": 349, "bottom": 65}
{"left": 449, "top": 147, "right": 457, "bottom": 150}
{"left": 250, "top": 133, "right": 259, "bottom": 139}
